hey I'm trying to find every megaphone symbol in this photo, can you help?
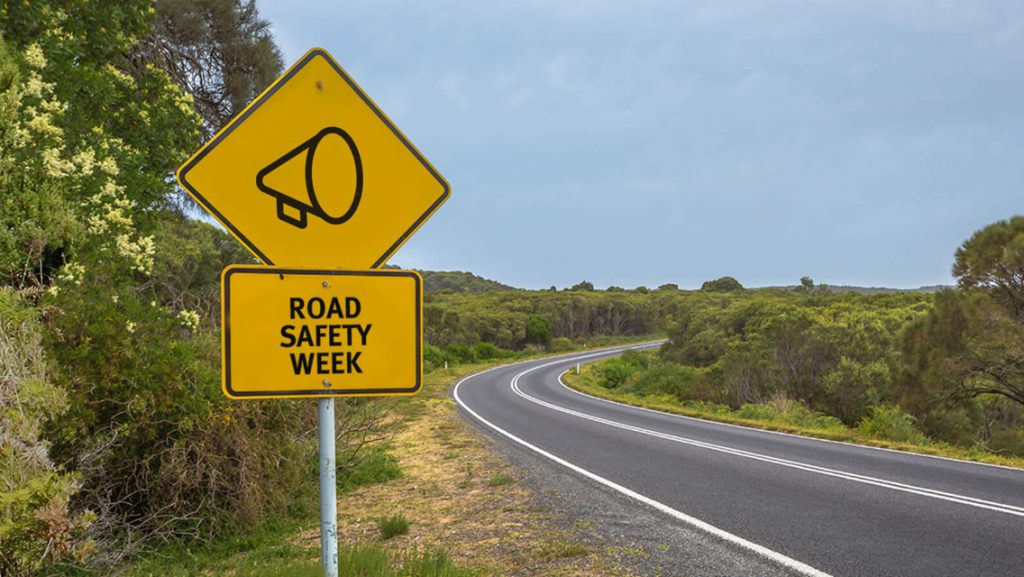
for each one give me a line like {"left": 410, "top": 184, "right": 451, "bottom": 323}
{"left": 256, "top": 126, "right": 363, "bottom": 229}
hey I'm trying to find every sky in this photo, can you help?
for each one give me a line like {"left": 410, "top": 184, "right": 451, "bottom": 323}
{"left": 255, "top": 0, "right": 1024, "bottom": 290}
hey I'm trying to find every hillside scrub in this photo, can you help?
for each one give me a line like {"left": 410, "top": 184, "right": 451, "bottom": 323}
{"left": 564, "top": 219, "right": 1024, "bottom": 461}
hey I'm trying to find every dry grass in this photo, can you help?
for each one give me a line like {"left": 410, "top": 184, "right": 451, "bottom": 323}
{"left": 295, "top": 364, "right": 635, "bottom": 576}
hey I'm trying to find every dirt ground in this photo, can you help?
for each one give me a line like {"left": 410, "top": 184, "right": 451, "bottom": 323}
{"left": 297, "top": 375, "right": 640, "bottom": 576}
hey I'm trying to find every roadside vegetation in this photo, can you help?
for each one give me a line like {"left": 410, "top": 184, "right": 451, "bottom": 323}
{"left": 563, "top": 224, "right": 1024, "bottom": 467}
{"left": 2, "top": 1, "right": 1024, "bottom": 577}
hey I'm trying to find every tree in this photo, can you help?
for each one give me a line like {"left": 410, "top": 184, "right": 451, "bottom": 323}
{"left": 701, "top": 276, "right": 744, "bottom": 292}
{"left": 525, "top": 314, "right": 552, "bottom": 347}
{"left": 569, "top": 281, "right": 594, "bottom": 291}
{"left": 944, "top": 218, "right": 1024, "bottom": 407}
{"left": 658, "top": 283, "right": 679, "bottom": 291}
{"left": 953, "top": 216, "right": 1024, "bottom": 320}
{"left": 138, "top": 0, "right": 284, "bottom": 137}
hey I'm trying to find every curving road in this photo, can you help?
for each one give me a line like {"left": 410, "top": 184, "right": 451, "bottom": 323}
{"left": 454, "top": 344, "right": 1024, "bottom": 577}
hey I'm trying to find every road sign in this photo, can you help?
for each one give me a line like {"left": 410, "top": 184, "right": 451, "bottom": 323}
{"left": 177, "top": 48, "right": 449, "bottom": 269}
{"left": 221, "top": 266, "right": 422, "bottom": 398}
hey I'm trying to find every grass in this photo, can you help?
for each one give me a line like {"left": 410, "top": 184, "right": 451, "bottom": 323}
{"left": 564, "top": 361, "right": 1024, "bottom": 470}
{"left": 123, "top": 518, "right": 317, "bottom": 577}
{"left": 174, "top": 545, "right": 475, "bottom": 577}
{"left": 124, "top": 340, "right": 657, "bottom": 577}
{"left": 377, "top": 514, "right": 411, "bottom": 540}
{"left": 536, "top": 539, "right": 591, "bottom": 560}
{"left": 339, "top": 448, "right": 403, "bottom": 493}
{"left": 487, "top": 473, "right": 516, "bottom": 487}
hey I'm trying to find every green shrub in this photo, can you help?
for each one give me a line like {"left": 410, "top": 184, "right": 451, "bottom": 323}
{"left": 472, "top": 342, "right": 513, "bottom": 360}
{"left": 858, "top": 405, "right": 929, "bottom": 444}
{"left": 376, "top": 514, "right": 410, "bottom": 540}
{"left": 524, "top": 314, "right": 552, "bottom": 347}
{"left": 1, "top": 288, "right": 93, "bottom": 576}
{"left": 733, "top": 396, "right": 846, "bottom": 431}
{"left": 424, "top": 344, "right": 455, "bottom": 371}
{"left": 549, "top": 337, "right": 574, "bottom": 352}
{"left": 986, "top": 423, "right": 1024, "bottom": 456}
{"left": 445, "top": 344, "right": 477, "bottom": 364}
{"left": 597, "top": 351, "right": 649, "bottom": 389}
{"left": 624, "top": 363, "right": 702, "bottom": 401}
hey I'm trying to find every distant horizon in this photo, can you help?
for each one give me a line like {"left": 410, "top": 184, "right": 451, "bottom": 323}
{"left": 250, "top": 1, "right": 1023, "bottom": 292}
{"left": 401, "top": 266, "right": 956, "bottom": 293}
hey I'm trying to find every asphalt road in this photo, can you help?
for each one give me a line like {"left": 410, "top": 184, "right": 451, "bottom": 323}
{"left": 454, "top": 344, "right": 1024, "bottom": 577}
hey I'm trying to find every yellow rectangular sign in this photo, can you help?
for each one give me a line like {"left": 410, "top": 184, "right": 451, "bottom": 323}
{"left": 221, "top": 266, "right": 422, "bottom": 398}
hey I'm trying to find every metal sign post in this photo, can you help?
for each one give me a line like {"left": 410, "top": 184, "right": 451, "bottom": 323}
{"left": 318, "top": 398, "right": 338, "bottom": 577}
{"left": 176, "top": 46, "right": 447, "bottom": 577}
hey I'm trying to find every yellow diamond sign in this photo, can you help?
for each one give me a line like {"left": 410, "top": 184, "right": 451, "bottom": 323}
{"left": 176, "top": 48, "right": 449, "bottom": 268}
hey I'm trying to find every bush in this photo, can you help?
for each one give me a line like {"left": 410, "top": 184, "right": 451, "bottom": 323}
{"left": 424, "top": 344, "right": 455, "bottom": 371}
{"left": 736, "top": 397, "right": 845, "bottom": 431}
{"left": 524, "top": 314, "right": 552, "bottom": 347}
{"left": 549, "top": 337, "right": 574, "bottom": 352}
{"left": 858, "top": 405, "right": 929, "bottom": 444}
{"left": 38, "top": 260, "right": 393, "bottom": 561}
{"left": 625, "top": 364, "right": 702, "bottom": 401}
{"left": 445, "top": 344, "right": 477, "bottom": 364}
{"left": 597, "top": 351, "right": 649, "bottom": 389}
{"left": 1, "top": 288, "right": 93, "bottom": 576}
{"left": 986, "top": 423, "right": 1024, "bottom": 456}
{"left": 472, "top": 342, "right": 513, "bottom": 361}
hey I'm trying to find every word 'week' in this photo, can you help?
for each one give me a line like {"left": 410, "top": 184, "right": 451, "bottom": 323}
{"left": 279, "top": 296, "right": 371, "bottom": 376}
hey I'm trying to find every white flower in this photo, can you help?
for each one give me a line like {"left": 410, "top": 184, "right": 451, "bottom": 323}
{"left": 26, "top": 110, "right": 63, "bottom": 139}
{"left": 72, "top": 149, "right": 96, "bottom": 176}
{"left": 41, "top": 148, "right": 74, "bottom": 177}
{"left": 177, "top": 310, "right": 200, "bottom": 331}
{"left": 115, "top": 233, "right": 155, "bottom": 275}
{"left": 57, "top": 262, "right": 85, "bottom": 286}
{"left": 23, "top": 75, "right": 53, "bottom": 98}
{"left": 24, "top": 44, "right": 47, "bottom": 69}
{"left": 98, "top": 157, "right": 119, "bottom": 176}
{"left": 125, "top": 321, "right": 136, "bottom": 334}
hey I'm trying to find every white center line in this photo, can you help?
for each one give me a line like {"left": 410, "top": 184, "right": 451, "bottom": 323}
{"left": 507, "top": 355, "right": 1024, "bottom": 517}
{"left": 454, "top": 347, "right": 835, "bottom": 577}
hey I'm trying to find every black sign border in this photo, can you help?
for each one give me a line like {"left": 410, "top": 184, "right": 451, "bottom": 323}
{"left": 177, "top": 48, "right": 450, "bottom": 269}
{"left": 222, "top": 266, "right": 422, "bottom": 398}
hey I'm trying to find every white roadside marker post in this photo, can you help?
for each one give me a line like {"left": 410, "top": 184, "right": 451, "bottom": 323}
{"left": 318, "top": 398, "right": 338, "bottom": 577}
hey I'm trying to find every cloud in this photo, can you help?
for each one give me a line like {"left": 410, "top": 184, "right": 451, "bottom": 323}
{"left": 256, "top": 0, "right": 1024, "bottom": 289}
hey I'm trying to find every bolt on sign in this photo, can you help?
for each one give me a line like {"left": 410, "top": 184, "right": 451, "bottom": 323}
{"left": 221, "top": 267, "right": 422, "bottom": 399}
{"left": 175, "top": 47, "right": 449, "bottom": 269}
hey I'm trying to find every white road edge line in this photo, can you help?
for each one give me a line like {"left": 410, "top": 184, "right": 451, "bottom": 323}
{"left": 521, "top": 370, "right": 1024, "bottom": 516}
{"left": 453, "top": 351, "right": 835, "bottom": 577}
{"left": 497, "top": 352, "right": 1024, "bottom": 517}
{"left": 554, "top": 370, "right": 1024, "bottom": 515}
{"left": 577, "top": 343, "right": 1024, "bottom": 474}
